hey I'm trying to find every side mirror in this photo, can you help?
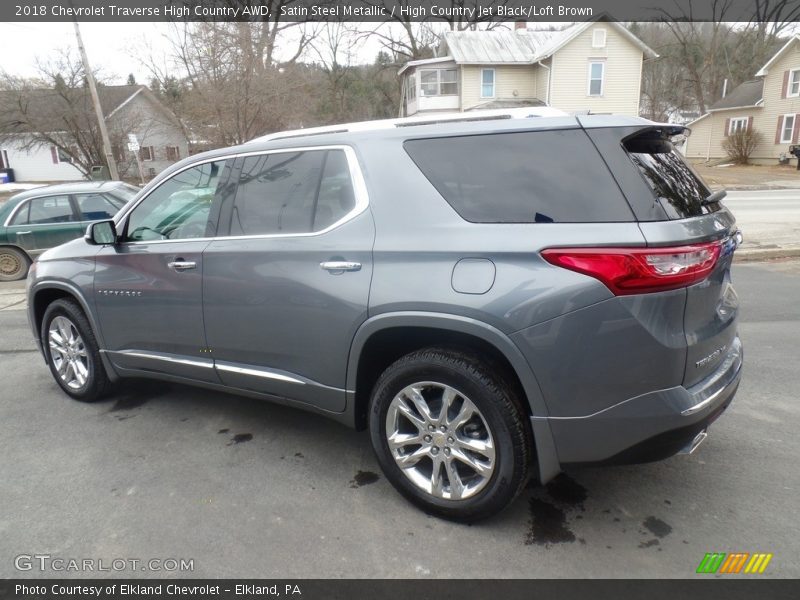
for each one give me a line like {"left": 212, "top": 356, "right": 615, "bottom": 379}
{"left": 85, "top": 220, "right": 117, "bottom": 245}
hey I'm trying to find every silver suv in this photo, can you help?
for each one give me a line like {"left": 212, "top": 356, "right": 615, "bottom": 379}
{"left": 27, "top": 112, "right": 743, "bottom": 521}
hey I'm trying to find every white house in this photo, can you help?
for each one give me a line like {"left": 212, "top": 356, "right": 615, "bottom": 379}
{"left": 0, "top": 85, "right": 188, "bottom": 182}
{"left": 399, "top": 20, "right": 658, "bottom": 118}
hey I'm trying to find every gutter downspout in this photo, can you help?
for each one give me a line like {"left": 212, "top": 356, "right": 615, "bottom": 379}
{"left": 537, "top": 60, "right": 552, "bottom": 106}
{"left": 706, "top": 117, "right": 713, "bottom": 162}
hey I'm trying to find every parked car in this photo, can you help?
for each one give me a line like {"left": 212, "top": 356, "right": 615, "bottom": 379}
{"left": 26, "top": 110, "right": 743, "bottom": 521}
{"left": 0, "top": 181, "right": 139, "bottom": 280}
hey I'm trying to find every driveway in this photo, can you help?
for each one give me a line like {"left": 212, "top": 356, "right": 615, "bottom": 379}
{"left": 0, "top": 259, "right": 798, "bottom": 578}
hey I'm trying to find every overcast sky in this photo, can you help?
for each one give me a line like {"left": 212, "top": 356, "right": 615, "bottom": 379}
{"left": 0, "top": 21, "right": 415, "bottom": 85}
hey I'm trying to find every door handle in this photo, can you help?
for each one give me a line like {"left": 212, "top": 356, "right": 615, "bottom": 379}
{"left": 167, "top": 260, "right": 197, "bottom": 272}
{"left": 320, "top": 261, "right": 361, "bottom": 273}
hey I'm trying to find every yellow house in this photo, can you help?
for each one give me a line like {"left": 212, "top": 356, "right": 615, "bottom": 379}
{"left": 685, "top": 34, "right": 800, "bottom": 166}
{"left": 399, "top": 21, "right": 657, "bottom": 118}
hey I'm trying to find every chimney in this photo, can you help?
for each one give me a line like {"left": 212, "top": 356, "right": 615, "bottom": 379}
{"left": 515, "top": 21, "right": 527, "bottom": 32}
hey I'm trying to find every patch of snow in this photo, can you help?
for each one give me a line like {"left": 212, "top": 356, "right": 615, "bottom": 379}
{"left": 0, "top": 183, "right": 45, "bottom": 193}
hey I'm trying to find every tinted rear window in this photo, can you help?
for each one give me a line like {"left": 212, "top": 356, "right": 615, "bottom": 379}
{"left": 624, "top": 134, "right": 715, "bottom": 219}
{"left": 404, "top": 130, "right": 634, "bottom": 223}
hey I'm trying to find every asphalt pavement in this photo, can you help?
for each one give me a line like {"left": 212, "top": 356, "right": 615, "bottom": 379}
{"left": 0, "top": 258, "right": 798, "bottom": 579}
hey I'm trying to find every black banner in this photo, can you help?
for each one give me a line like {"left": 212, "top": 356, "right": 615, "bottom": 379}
{"left": 3, "top": 0, "right": 800, "bottom": 23}
{"left": 2, "top": 580, "right": 800, "bottom": 600}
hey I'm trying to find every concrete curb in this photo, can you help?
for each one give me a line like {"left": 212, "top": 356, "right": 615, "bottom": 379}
{"left": 734, "top": 246, "right": 800, "bottom": 263}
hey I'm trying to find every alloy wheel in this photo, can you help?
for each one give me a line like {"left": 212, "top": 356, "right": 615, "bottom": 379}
{"left": 385, "top": 381, "right": 496, "bottom": 500}
{"left": 48, "top": 316, "right": 89, "bottom": 390}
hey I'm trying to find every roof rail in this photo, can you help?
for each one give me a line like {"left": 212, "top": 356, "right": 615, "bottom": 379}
{"left": 249, "top": 107, "right": 568, "bottom": 143}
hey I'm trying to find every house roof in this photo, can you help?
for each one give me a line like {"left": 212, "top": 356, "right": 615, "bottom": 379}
{"left": 465, "top": 99, "right": 546, "bottom": 111}
{"left": 0, "top": 84, "right": 147, "bottom": 134}
{"left": 708, "top": 80, "right": 764, "bottom": 111}
{"left": 440, "top": 20, "right": 658, "bottom": 65}
{"left": 755, "top": 34, "right": 800, "bottom": 77}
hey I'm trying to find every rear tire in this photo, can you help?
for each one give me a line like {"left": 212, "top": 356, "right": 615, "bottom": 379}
{"left": 41, "top": 299, "right": 111, "bottom": 402}
{"left": 0, "top": 247, "right": 30, "bottom": 281}
{"left": 369, "top": 347, "right": 531, "bottom": 522}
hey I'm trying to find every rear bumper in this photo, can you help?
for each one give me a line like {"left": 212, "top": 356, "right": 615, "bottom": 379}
{"left": 539, "top": 336, "right": 742, "bottom": 465}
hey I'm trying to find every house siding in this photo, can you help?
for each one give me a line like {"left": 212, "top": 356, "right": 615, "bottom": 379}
{"left": 461, "top": 64, "right": 540, "bottom": 110}
{"left": 110, "top": 93, "right": 189, "bottom": 181}
{"left": 549, "top": 25, "right": 643, "bottom": 116}
{"left": 686, "top": 38, "right": 800, "bottom": 164}
{"left": 1, "top": 136, "right": 84, "bottom": 182}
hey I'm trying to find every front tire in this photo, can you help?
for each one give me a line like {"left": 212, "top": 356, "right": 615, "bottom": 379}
{"left": 42, "top": 299, "right": 111, "bottom": 402}
{"left": 0, "top": 247, "right": 30, "bottom": 281}
{"left": 369, "top": 347, "right": 532, "bottom": 522}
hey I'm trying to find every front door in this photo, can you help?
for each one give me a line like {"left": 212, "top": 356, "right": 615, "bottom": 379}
{"left": 5, "top": 194, "right": 82, "bottom": 255}
{"left": 202, "top": 147, "right": 374, "bottom": 412}
{"left": 94, "top": 159, "right": 234, "bottom": 382}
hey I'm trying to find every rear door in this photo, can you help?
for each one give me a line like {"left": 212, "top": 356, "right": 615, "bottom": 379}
{"left": 202, "top": 146, "right": 374, "bottom": 412}
{"left": 585, "top": 121, "right": 739, "bottom": 386}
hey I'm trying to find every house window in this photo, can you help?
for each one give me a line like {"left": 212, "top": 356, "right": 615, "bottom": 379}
{"left": 781, "top": 114, "right": 795, "bottom": 143}
{"left": 165, "top": 146, "right": 181, "bottom": 161}
{"left": 729, "top": 117, "right": 749, "bottom": 134}
{"left": 790, "top": 69, "right": 800, "bottom": 97}
{"left": 588, "top": 62, "right": 605, "bottom": 96}
{"left": 406, "top": 74, "right": 416, "bottom": 101}
{"left": 139, "top": 146, "right": 155, "bottom": 161}
{"left": 419, "top": 69, "right": 458, "bottom": 96}
{"left": 592, "top": 29, "right": 607, "bottom": 48}
{"left": 481, "top": 69, "right": 496, "bottom": 98}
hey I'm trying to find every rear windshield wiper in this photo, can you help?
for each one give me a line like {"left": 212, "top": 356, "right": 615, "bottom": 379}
{"left": 702, "top": 189, "right": 727, "bottom": 206}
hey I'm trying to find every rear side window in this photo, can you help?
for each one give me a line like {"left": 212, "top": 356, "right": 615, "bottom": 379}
{"left": 230, "top": 149, "right": 354, "bottom": 236}
{"left": 624, "top": 133, "right": 713, "bottom": 219}
{"left": 404, "top": 130, "right": 633, "bottom": 223}
{"left": 23, "top": 196, "right": 76, "bottom": 225}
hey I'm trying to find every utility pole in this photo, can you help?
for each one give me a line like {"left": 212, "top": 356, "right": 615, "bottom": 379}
{"left": 72, "top": 20, "right": 119, "bottom": 180}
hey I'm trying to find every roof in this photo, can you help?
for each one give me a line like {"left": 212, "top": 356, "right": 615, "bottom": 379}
{"left": 465, "top": 99, "right": 546, "bottom": 111}
{"left": 6, "top": 181, "right": 127, "bottom": 202}
{"left": 755, "top": 34, "right": 800, "bottom": 77}
{"left": 708, "top": 80, "right": 764, "bottom": 111}
{"left": 248, "top": 106, "right": 569, "bottom": 143}
{"left": 426, "top": 20, "right": 657, "bottom": 68}
{"left": 0, "top": 85, "right": 146, "bottom": 134}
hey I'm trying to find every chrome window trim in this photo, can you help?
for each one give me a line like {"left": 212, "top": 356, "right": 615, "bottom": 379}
{"left": 3, "top": 194, "right": 78, "bottom": 228}
{"left": 115, "top": 145, "right": 369, "bottom": 245}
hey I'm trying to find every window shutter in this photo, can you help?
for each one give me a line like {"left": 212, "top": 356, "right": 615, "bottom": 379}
{"left": 782, "top": 71, "right": 790, "bottom": 99}
{"left": 724, "top": 118, "right": 731, "bottom": 136}
{"left": 793, "top": 113, "right": 800, "bottom": 144}
{"left": 775, "top": 116, "right": 783, "bottom": 144}
{"left": 50, "top": 146, "right": 58, "bottom": 164}
{"left": 747, "top": 116, "right": 753, "bottom": 132}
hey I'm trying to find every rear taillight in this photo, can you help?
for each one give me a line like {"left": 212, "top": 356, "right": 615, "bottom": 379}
{"left": 541, "top": 241, "right": 722, "bottom": 296}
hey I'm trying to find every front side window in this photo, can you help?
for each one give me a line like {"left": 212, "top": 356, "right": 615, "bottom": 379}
{"left": 229, "top": 149, "right": 354, "bottom": 236}
{"left": 75, "top": 193, "right": 123, "bottom": 221}
{"left": 419, "top": 69, "right": 458, "bottom": 96}
{"left": 789, "top": 69, "right": 800, "bottom": 97}
{"left": 589, "top": 62, "right": 605, "bottom": 96}
{"left": 124, "top": 160, "right": 227, "bottom": 241}
{"left": 781, "top": 114, "right": 795, "bottom": 143}
{"left": 481, "top": 69, "right": 495, "bottom": 98}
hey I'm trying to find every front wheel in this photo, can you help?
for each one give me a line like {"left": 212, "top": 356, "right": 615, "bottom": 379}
{"left": 0, "top": 247, "right": 30, "bottom": 281}
{"left": 42, "top": 299, "right": 111, "bottom": 402}
{"left": 369, "top": 347, "right": 532, "bottom": 522}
